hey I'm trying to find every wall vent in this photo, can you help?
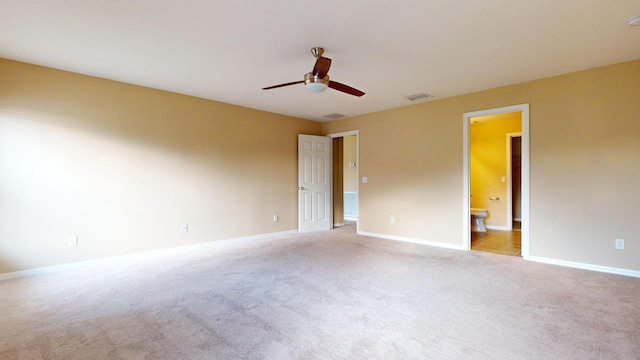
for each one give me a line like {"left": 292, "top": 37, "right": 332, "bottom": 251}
{"left": 405, "top": 93, "right": 434, "bottom": 101}
{"left": 322, "top": 113, "right": 346, "bottom": 120}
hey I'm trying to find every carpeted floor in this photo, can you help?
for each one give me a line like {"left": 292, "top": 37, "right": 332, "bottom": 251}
{"left": 1, "top": 225, "right": 639, "bottom": 359}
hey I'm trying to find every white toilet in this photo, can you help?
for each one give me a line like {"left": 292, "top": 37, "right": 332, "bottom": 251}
{"left": 470, "top": 208, "right": 489, "bottom": 232}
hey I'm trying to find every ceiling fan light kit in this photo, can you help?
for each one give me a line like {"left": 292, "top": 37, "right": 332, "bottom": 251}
{"left": 263, "top": 47, "right": 365, "bottom": 97}
{"left": 304, "top": 73, "right": 329, "bottom": 93}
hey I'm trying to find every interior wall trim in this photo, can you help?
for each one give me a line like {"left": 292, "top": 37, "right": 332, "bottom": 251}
{"left": 527, "top": 256, "right": 640, "bottom": 278}
{"left": 327, "top": 130, "right": 360, "bottom": 233}
{"left": 463, "top": 103, "right": 530, "bottom": 257}
{"left": 358, "top": 231, "right": 467, "bottom": 251}
{"left": 485, "top": 225, "right": 510, "bottom": 231}
{"left": 360, "top": 232, "right": 639, "bottom": 278}
{"left": 0, "top": 229, "right": 298, "bottom": 282}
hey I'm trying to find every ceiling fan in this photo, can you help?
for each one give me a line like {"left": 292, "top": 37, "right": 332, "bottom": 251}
{"left": 262, "top": 47, "right": 365, "bottom": 97}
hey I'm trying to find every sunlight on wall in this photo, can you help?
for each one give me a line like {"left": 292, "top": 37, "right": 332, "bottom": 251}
{"left": 0, "top": 58, "right": 321, "bottom": 273}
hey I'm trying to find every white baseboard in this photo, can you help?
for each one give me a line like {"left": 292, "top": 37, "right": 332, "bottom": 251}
{"left": 333, "top": 222, "right": 345, "bottom": 227}
{"left": 6, "top": 229, "right": 636, "bottom": 281}
{"left": 0, "top": 229, "right": 298, "bottom": 282}
{"left": 358, "top": 231, "right": 466, "bottom": 251}
{"left": 526, "top": 256, "right": 640, "bottom": 278}
{"left": 358, "top": 232, "right": 640, "bottom": 278}
{"left": 486, "top": 225, "right": 510, "bottom": 231}
{"left": 344, "top": 216, "right": 357, "bottom": 221}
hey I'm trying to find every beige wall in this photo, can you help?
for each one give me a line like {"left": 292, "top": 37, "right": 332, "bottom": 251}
{"left": 343, "top": 135, "right": 357, "bottom": 192}
{"left": 2, "top": 57, "right": 639, "bottom": 275}
{"left": 323, "top": 59, "right": 640, "bottom": 272}
{"left": 470, "top": 114, "right": 521, "bottom": 227}
{"left": 0, "top": 58, "right": 321, "bottom": 274}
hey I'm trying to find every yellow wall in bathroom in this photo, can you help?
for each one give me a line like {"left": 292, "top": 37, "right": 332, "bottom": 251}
{"left": 470, "top": 114, "right": 522, "bottom": 227}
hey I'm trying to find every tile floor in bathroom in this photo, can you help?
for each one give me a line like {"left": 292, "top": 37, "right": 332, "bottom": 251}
{"left": 471, "top": 228, "right": 522, "bottom": 257}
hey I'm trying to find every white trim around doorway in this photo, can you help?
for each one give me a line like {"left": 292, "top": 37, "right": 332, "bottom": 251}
{"left": 328, "top": 130, "right": 359, "bottom": 234}
{"left": 506, "top": 132, "right": 522, "bottom": 231}
{"left": 463, "top": 104, "right": 530, "bottom": 258}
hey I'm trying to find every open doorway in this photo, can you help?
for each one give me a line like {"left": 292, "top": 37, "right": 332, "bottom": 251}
{"left": 462, "top": 104, "right": 530, "bottom": 258}
{"left": 469, "top": 114, "right": 521, "bottom": 256}
{"left": 508, "top": 133, "right": 522, "bottom": 231}
{"left": 328, "top": 131, "right": 359, "bottom": 230}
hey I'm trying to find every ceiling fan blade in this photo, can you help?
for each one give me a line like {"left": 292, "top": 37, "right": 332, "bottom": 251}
{"left": 312, "top": 57, "right": 332, "bottom": 78}
{"left": 328, "top": 81, "right": 365, "bottom": 97}
{"left": 262, "top": 80, "right": 304, "bottom": 90}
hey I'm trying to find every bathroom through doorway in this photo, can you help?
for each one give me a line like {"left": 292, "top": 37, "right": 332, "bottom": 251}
{"left": 462, "top": 104, "right": 530, "bottom": 258}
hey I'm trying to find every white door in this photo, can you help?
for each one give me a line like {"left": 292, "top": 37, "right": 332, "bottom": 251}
{"left": 298, "top": 134, "right": 332, "bottom": 232}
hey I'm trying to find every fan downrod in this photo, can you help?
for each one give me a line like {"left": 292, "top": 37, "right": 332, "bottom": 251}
{"left": 311, "top": 47, "right": 324, "bottom": 58}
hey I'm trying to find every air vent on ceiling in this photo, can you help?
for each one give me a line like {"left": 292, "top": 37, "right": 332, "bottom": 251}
{"left": 406, "top": 93, "right": 434, "bottom": 101}
{"left": 322, "top": 113, "right": 346, "bottom": 120}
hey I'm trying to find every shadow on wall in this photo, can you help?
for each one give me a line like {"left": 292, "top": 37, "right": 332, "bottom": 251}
{"left": 0, "top": 257, "right": 18, "bottom": 275}
{"left": 0, "top": 59, "right": 322, "bottom": 274}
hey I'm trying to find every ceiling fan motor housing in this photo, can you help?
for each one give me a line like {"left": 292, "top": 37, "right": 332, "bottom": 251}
{"left": 304, "top": 73, "right": 329, "bottom": 93}
{"left": 304, "top": 73, "right": 329, "bottom": 85}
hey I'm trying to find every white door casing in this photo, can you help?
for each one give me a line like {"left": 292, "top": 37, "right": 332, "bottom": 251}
{"left": 463, "top": 104, "right": 530, "bottom": 258}
{"left": 506, "top": 132, "right": 522, "bottom": 231}
{"left": 298, "top": 134, "right": 332, "bottom": 232}
{"left": 328, "top": 130, "right": 360, "bottom": 234}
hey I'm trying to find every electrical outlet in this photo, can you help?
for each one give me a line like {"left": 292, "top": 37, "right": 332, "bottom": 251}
{"left": 273, "top": 214, "right": 278, "bottom": 222}
{"left": 68, "top": 236, "right": 78, "bottom": 247}
{"left": 182, "top": 224, "right": 188, "bottom": 233}
{"left": 390, "top": 216, "right": 395, "bottom": 225}
{"left": 615, "top": 239, "right": 624, "bottom": 250}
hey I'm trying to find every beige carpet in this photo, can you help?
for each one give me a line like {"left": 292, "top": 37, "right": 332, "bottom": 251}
{"left": 1, "top": 225, "right": 639, "bottom": 359}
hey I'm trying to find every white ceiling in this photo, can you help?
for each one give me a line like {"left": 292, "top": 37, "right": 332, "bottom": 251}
{"left": 1, "top": 1, "right": 639, "bottom": 122}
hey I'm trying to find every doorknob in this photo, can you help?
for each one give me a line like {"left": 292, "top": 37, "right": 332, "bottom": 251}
{"left": 299, "top": 187, "right": 306, "bottom": 190}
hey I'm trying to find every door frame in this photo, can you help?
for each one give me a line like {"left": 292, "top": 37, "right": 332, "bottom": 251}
{"left": 506, "top": 132, "right": 522, "bottom": 231}
{"left": 463, "top": 104, "right": 530, "bottom": 258}
{"left": 328, "top": 130, "right": 359, "bottom": 233}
